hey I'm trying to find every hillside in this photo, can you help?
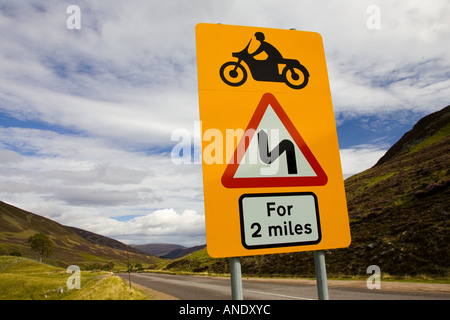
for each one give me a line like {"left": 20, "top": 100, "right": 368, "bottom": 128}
{"left": 69, "top": 226, "right": 146, "bottom": 255}
{"left": 166, "top": 105, "right": 450, "bottom": 278}
{"left": 0, "top": 201, "right": 160, "bottom": 269}
{"left": 338, "top": 104, "right": 449, "bottom": 277}
{"left": 375, "top": 105, "right": 450, "bottom": 166}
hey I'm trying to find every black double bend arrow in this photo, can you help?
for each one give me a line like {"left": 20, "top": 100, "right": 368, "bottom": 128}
{"left": 257, "top": 130, "right": 298, "bottom": 175}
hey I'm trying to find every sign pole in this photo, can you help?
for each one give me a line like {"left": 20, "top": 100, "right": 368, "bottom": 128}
{"left": 127, "top": 245, "right": 131, "bottom": 289}
{"left": 313, "top": 250, "right": 329, "bottom": 300}
{"left": 230, "top": 257, "right": 243, "bottom": 300}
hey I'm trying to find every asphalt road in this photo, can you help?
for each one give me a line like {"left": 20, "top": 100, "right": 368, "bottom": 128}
{"left": 118, "top": 272, "right": 450, "bottom": 300}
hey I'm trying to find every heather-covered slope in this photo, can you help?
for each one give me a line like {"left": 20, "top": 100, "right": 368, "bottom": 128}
{"left": 0, "top": 201, "right": 159, "bottom": 269}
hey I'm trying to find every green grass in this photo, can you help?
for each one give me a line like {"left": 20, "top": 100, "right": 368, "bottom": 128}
{"left": 0, "top": 256, "right": 150, "bottom": 300}
{"left": 163, "top": 248, "right": 224, "bottom": 274}
{"left": 408, "top": 122, "right": 450, "bottom": 154}
{"left": 64, "top": 275, "right": 148, "bottom": 300}
{"left": 0, "top": 256, "right": 70, "bottom": 300}
{"left": 366, "top": 171, "right": 398, "bottom": 188}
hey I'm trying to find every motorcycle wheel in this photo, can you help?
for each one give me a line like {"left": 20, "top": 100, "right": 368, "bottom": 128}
{"left": 283, "top": 65, "right": 309, "bottom": 89}
{"left": 220, "top": 62, "right": 247, "bottom": 87}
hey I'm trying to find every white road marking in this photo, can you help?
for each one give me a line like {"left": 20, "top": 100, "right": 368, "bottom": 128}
{"left": 245, "top": 289, "right": 314, "bottom": 300}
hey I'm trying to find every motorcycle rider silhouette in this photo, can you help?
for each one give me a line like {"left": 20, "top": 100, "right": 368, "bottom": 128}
{"left": 250, "top": 32, "right": 283, "bottom": 78}
{"left": 220, "top": 32, "right": 309, "bottom": 89}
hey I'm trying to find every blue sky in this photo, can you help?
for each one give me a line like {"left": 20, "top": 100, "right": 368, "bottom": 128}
{"left": 0, "top": 0, "right": 449, "bottom": 246}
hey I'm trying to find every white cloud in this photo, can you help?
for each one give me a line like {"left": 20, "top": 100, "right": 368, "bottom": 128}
{"left": 340, "top": 144, "right": 388, "bottom": 179}
{"left": 0, "top": 126, "right": 204, "bottom": 244}
{"left": 76, "top": 208, "right": 206, "bottom": 246}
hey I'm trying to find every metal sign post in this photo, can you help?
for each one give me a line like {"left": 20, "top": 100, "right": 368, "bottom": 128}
{"left": 127, "top": 245, "right": 131, "bottom": 289}
{"left": 230, "top": 257, "right": 243, "bottom": 300}
{"left": 313, "top": 250, "right": 329, "bottom": 300}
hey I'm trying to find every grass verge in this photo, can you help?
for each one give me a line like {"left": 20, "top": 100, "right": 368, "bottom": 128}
{"left": 0, "top": 255, "right": 150, "bottom": 300}
{"left": 64, "top": 275, "right": 148, "bottom": 300}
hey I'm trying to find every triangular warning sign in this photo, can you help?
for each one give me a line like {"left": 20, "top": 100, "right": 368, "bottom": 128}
{"left": 221, "top": 93, "right": 328, "bottom": 188}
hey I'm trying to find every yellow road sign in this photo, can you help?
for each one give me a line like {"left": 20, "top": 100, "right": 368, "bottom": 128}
{"left": 196, "top": 23, "right": 351, "bottom": 258}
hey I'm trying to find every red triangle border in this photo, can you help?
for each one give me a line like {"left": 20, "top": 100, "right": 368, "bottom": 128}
{"left": 221, "top": 93, "right": 328, "bottom": 188}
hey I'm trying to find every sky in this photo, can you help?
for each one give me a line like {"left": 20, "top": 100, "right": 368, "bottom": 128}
{"left": 0, "top": 0, "right": 449, "bottom": 246}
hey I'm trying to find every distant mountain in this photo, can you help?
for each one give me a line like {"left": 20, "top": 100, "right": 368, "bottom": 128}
{"left": 132, "top": 243, "right": 185, "bottom": 257}
{"left": 68, "top": 226, "right": 146, "bottom": 255}
{"left": 162, "top": 244, "right": 206, "bottom": 259}
{"left": 165, "top": 104, "right": 450, "bottom": 278}
{"left": 0, "top": 201, "right": 159, "bottom": 269}
{"left": 132, "top": 243, "right": 206, "bottom": 259}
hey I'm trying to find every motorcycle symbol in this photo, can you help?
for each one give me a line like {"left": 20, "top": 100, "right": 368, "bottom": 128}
{"left": 219, "top": 33, "right": 309, "bottom": 89}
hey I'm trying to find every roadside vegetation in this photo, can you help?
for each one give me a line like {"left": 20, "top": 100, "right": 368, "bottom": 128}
{"left": 0, "top": 256, "right": 149, "bottom": 300}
